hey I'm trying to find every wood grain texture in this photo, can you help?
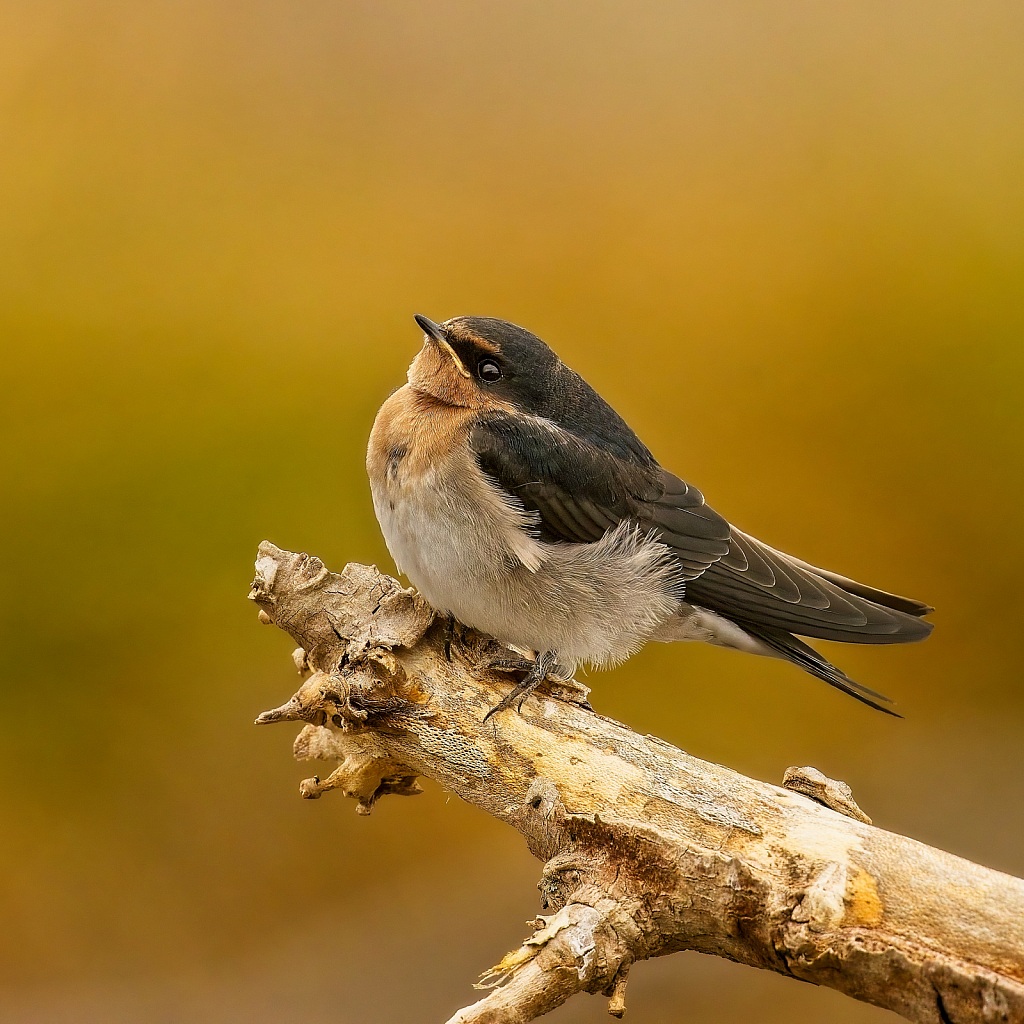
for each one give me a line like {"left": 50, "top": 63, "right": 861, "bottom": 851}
{"left": 249, "top": 541, "right": 1024, "bottom": 1023}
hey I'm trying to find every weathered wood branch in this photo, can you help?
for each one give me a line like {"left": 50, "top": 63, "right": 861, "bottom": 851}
{"left": 249, "top": 541, "right": 1024, "bottom": 1023}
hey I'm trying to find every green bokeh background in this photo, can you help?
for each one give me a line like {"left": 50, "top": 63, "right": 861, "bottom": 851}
{"left": 1, "top": 2, "right": 1022, "bottom": 1021}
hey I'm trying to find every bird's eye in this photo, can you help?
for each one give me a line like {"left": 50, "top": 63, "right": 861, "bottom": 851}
{"left": 477, "top": 359, "right": 502, "bottom": 383}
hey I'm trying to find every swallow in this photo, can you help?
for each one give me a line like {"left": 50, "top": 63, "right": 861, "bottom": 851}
{"left": 367, "top": 315, "right": 933, "bottom": 719}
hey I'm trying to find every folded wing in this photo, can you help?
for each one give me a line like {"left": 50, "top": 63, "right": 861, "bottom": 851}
{"left": 471, "top": 411, "right": 932, "bottom": 646}
{"left": 471, "top": 413, "right": 732, "bottom": 580}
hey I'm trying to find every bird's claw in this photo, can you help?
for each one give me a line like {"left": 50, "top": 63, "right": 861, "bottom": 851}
{"left": 483, "top": 650, "right": 562, "bottom": 721}
{"left": 443, "top": 614, "right": 456, "bottom": 662}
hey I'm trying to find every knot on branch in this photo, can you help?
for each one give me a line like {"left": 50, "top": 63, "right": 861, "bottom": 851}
{"left": 250, "top": 542, "right": 437, "bottom": 728}
{"left": 783, "top": 766, "right": 872, "bottom": 824}
{"left": 250, "top": 540, "right": 435, "bottom": 685}
{"left": 292, "top": 725, "right": 423, "bottom": 814}
{"left": 784, "top": 859, "right": 851, "bottom": 963}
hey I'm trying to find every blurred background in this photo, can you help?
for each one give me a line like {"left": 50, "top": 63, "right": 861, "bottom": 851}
{"left": 1, "top": 1, "right": 1022, "bottom": 1021}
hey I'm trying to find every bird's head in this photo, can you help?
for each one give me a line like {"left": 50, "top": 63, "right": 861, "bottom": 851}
{"left": 406, "top": 315, "right": 561, "bottom": 413}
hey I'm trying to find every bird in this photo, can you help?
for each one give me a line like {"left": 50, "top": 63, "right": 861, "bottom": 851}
{"left": 366, "top": 314, "right": 933, "bottom": 719}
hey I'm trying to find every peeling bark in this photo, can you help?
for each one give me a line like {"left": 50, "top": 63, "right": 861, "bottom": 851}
{"left": 249, "top": 542, "right": 1024, "bottom": 1023}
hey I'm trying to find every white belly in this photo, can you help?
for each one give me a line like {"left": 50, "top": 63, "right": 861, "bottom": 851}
{"left": 372, "top": 454, "right": 537, "bottom": 612}
{"left": 370, "top": 450, "right": 684, "bottom": 673}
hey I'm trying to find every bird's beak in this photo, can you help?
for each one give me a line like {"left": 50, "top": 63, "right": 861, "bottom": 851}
{"left": 414, "top": 314, "right": 471, "bottom": 378}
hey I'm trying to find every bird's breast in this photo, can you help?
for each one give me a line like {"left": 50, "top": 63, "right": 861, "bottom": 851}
{"left": 367, "top": 387, "right": 543, "bottom": 612}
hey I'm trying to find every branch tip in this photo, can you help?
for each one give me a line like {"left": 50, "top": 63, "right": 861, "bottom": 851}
{"left": 255, "top": 699, "right": 301, "bottom": 725}
{"left": 603, "top": 963, "right": 630, "bottom": 1018}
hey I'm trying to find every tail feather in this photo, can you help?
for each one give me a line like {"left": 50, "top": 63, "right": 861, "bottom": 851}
{"left": 784, "top": 555, "right": 934, "bottom": 618}
{"left": 684, "top": 530, "right": 935, "bottom": 645}
{"left": 742, "top": 623, "right": 902, "bottom": 717}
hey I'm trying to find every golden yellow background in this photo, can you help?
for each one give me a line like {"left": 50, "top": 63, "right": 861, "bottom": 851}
{"left": 1, "top": 2, "right": 1022, "bottom": 1021}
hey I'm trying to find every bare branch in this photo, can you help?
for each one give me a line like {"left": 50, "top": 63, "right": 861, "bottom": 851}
{"left": 250, "top": 542, "right": 1024, "bottom": 1023}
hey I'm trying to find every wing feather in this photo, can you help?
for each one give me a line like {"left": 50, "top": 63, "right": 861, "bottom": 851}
{"left": 470, "top": 414, "right": 731, "bottom": 578}
{"left": 470, "top": 411, "right": 933, "bottom": 645}
{"left": 687, "top": 529, "right": 933, "bottom": 643}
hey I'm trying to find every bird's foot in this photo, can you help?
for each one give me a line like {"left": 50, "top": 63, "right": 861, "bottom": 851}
{"left": 443, "top": 613, "right": 456, "bottom": 662}
{"left": 442, "top": 615, "right": 474, "bottom": 662}
{"left": 483, "top": 650, "right": 569, "bottom": 721}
